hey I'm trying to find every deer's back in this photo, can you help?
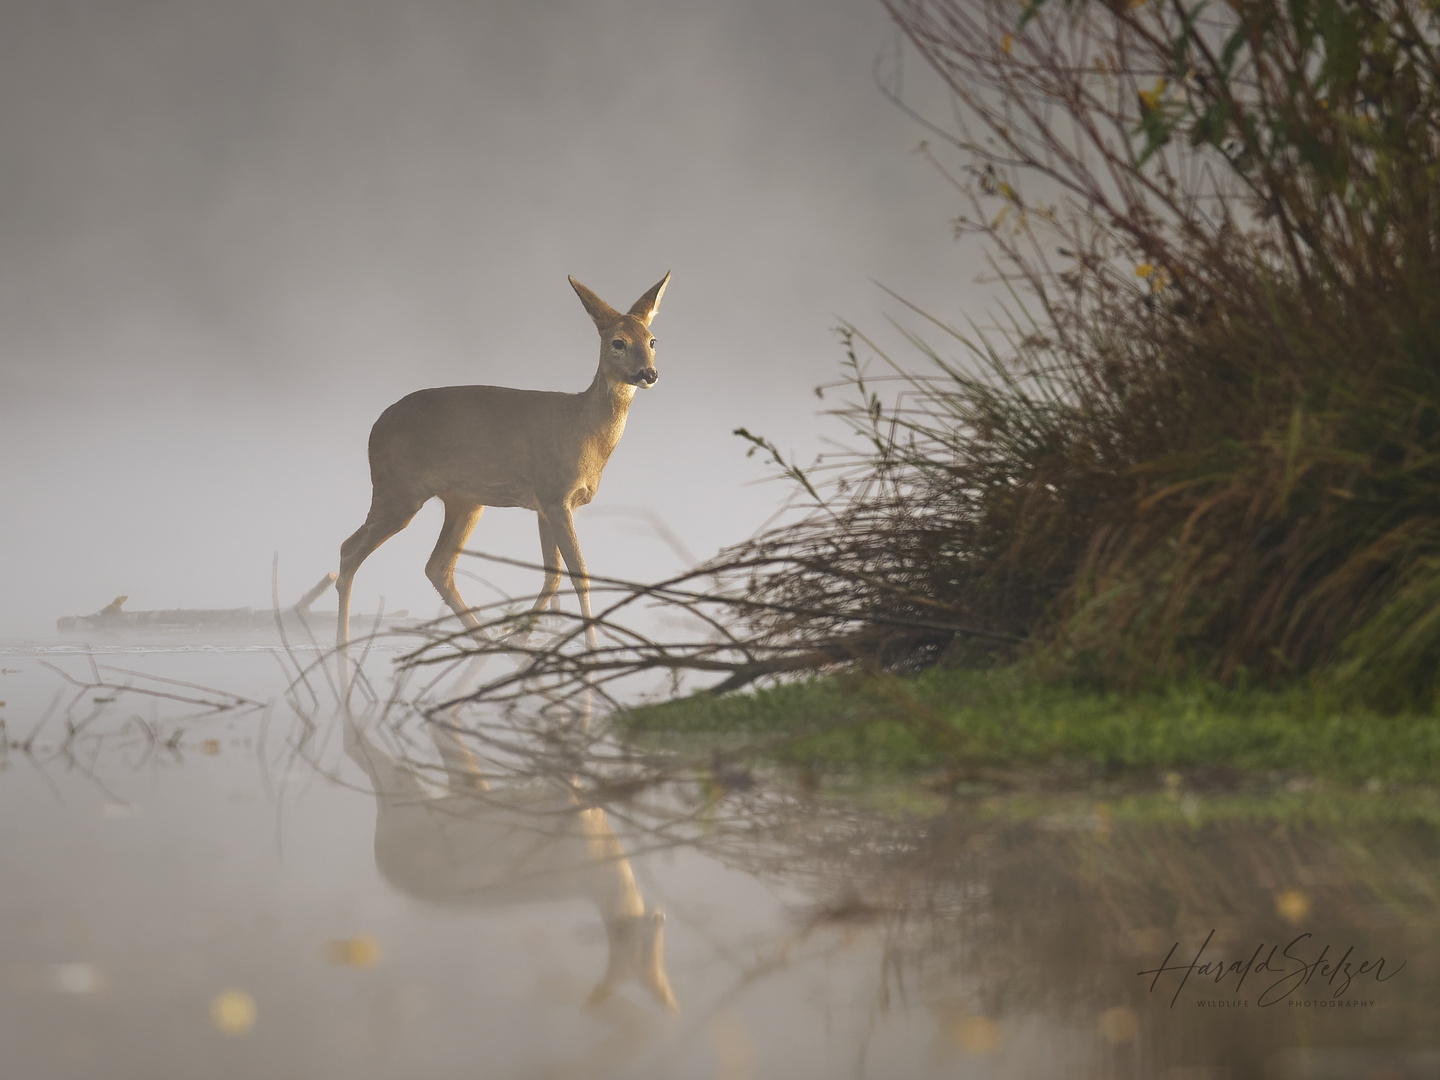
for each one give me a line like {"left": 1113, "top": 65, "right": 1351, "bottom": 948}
{"left": 367, "top": 385, "right": 581, "bottom": 509}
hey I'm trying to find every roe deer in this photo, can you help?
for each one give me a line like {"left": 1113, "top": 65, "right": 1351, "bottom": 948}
{"left": 343, "top": 714, "right": 678, "bottom": 1012}
{"left": 335, "top": 272, "right": 671, "bottom": 649}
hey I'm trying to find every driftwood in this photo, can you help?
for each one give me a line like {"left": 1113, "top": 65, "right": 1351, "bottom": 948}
{"left": 56, "top": 573, "right": 413, "bottom": 634}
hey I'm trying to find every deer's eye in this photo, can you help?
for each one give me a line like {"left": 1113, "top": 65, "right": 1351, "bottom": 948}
{"left": 611, "top": 339, "right": 625, "bottom": 350}
{"left": 649, "top": 338, "right": 657, "bottom": 348}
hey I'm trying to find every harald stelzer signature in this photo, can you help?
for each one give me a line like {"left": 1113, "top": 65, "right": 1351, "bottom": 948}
{"left": 1138, "top": 929, "right": 1404, "bottom": 1007}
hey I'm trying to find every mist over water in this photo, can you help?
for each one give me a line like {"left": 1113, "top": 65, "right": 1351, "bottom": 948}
{"left": 3, "top": 646, "right": 1433, "bottom": 1078}
{"left": 0, "top": 0, "right": 976, "bottom": 636}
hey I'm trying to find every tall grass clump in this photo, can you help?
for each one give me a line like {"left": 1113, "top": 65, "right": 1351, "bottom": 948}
{"left": 729, "top": 0, "right": 1440, "bottom": 707}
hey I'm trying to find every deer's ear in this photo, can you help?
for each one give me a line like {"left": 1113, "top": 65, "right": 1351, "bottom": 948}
{"left": 570, "top": 277, "right": 622, "bottom": 330}
{"left": 627, "top": 271, "right": 670, "bottom": 326}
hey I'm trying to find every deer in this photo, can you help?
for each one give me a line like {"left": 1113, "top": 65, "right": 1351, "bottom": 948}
{"left": 335, "top": 272, "right": 671, "bottom": 651}
{"left": 343, "top": 712, "right": 679, "bottom": 1014}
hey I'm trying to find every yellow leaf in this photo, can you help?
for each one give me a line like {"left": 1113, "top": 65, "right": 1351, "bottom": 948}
{"left": 992, "top": 205, "right": 1012, "bottom": 228}
{"left": 946, "top": 1015, "right": 1000, "bottom": 1054}
{"left": 1275, "top": 889, "right": 1310, "bottom": 923}
{"left": 1001, "top": 33, "right": 1013, "bottom": 54}
{"left": 1098, "top": 1006, "right": 1138, "bottom": 1043}
{"left": 1135, "top": 263, "right": 1154, "bottom": 277}
{"left": 210, "top": 989, "right": 257, "bottom": 1036}
{"left": 324, "top": 934, "right": 382, "bottom": 968}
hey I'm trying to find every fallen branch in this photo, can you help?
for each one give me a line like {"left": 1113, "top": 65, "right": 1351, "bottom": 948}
{"left": 55, "top": 573, "right": 414, "bottom": 635}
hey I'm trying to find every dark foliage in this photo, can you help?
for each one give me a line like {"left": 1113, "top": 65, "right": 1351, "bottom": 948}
{"left": 725, "top": 0, "right": 1440, "bottom": 706}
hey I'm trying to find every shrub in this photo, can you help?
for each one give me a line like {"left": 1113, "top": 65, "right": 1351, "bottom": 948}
{"left": 729, "top": 0, "right": 1440, "bottom": 706}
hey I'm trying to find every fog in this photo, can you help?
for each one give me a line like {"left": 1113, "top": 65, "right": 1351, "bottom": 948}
{"left": 0, "top": 0, "right": 981, "bottom": 636}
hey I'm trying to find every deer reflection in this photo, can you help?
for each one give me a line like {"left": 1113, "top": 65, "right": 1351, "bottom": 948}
{"left": 343, "top": 713, "right": 677, "bottom": 1013}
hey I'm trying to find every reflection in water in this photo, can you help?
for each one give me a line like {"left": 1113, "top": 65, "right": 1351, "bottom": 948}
{"left": 1, "top": 645, "right": 1438, "bottom": 1078}
{"left": 722, "top": 791, "right": 1440, "bottom": 1078}
{"left": 343, "top": 710, "right": 678, "bottom": 1014}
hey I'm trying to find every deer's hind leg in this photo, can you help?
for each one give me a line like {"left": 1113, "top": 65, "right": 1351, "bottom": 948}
{"left": 337, "top": 494, "right": 425, "bottom": 648}
{"left": 426, "top": 497, "right": 486, "bottom": 639}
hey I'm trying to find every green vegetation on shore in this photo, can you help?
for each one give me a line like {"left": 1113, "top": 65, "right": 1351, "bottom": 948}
{"left": 620, "top": 668, "right": 1440, "bottom": 786}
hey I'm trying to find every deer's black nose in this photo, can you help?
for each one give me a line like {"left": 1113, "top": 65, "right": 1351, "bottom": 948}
{"left": 639, "top": 370, "right": 658, "bottom": 385}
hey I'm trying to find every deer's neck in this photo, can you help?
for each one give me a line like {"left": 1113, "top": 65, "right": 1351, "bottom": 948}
{"left": 577, "top": 370, "right": 638, "bottom": 459}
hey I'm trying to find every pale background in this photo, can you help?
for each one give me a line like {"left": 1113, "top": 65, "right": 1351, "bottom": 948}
{"left": 0, "top": 0, "right": 983, "bottom": 635}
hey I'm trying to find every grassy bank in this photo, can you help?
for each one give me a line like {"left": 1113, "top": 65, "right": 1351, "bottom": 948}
{"left": 619, "top": 668, "right": 1440, "bottom": 787}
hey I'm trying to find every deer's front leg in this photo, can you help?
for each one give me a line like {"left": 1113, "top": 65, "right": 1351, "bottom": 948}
{"left": 532, "top": 514, "right": 565, "bottom": 614}
{"left": 501, "top": 514, "right": 565, "bottom": 651}
{"left": 541, "top": 502, "right": 597, "bottom": 651}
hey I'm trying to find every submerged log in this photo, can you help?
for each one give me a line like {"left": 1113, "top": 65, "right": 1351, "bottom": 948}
{"left": 56, "top": 574, "right": 412, "bottom": 634}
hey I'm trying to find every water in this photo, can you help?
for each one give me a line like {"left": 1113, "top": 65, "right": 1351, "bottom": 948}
{"left": 1, "top": 634, "right": 1436, "bottom": 1079}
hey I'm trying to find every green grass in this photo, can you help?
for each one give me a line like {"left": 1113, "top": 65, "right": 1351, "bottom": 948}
{"left": 617, "top": 667, "right": 1440, "bottom": 786}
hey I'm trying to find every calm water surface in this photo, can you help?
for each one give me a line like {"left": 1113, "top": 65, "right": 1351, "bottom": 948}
{"left": 1, "top": 634, "right": 1436, "bottom": 1079}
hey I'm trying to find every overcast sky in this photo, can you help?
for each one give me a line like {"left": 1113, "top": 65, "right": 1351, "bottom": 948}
{"left": 0, "top": 0, "right": 986, "bottom": 635}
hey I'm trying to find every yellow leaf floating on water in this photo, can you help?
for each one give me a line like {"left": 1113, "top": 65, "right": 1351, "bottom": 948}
{"left": 1098, "top": 1005, "right": 1138, "bottom": 1043}
{"left": 325, "top": 934, "right": 382, "bottom": 968}
{"left": 1275, "top": 889, "right": 1311, "bottom": 923}
{"left": 210, "top": 989, "right": 256, "bottom": 1036}
{"left": 947, "top": 1015, "right": 1000, "bottom": 1055}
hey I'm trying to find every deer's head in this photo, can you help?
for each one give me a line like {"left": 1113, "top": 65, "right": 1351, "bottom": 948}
{"left": 570, "top": 272, "right": 669, "bottom": 390}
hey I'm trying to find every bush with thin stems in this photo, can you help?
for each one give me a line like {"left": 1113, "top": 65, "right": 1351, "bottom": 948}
{"left": 713, "top": 0, "right": 1440, "bottom": 708}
